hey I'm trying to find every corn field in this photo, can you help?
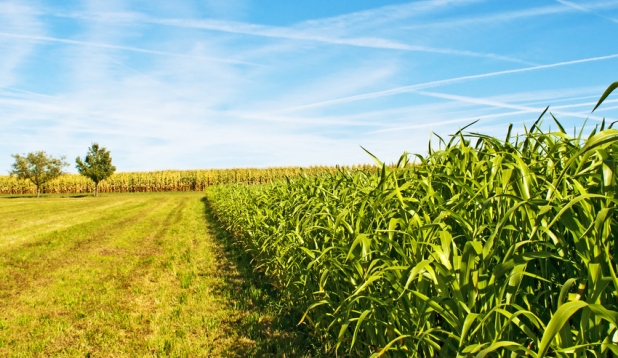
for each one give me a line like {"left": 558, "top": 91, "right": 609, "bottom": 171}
{"left": 206, "top": 115, "right": 618, "bottom": 357}
{"left": 0, "top": 166, "right": 373, "bottom": 195}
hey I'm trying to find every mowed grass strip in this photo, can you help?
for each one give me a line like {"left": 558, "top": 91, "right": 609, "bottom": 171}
{"left": 0, "top": 192, "right": 316, "bottom": 357}
{"left": 0, "top": 196, "right": 144, "bottom": 249}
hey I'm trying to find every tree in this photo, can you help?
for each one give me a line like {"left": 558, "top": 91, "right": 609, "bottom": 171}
{"left": 10, "top": 151, "right": 68, "bottom": 198}
{"left": 75, "top": 143, "right": 116, "bottom": 197}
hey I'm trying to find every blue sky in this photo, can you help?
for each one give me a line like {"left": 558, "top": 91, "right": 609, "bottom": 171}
{"left": 1, "top": 0, "right": 617, "bottom": 172}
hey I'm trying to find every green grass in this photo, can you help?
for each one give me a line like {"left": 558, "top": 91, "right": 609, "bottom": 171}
{"left": 0, "top": 192, "right": 319, "bottom": 357}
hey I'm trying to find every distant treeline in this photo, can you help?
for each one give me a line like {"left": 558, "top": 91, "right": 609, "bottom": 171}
{"left": 0, "top": 165, "right": 376, "bottom": 195}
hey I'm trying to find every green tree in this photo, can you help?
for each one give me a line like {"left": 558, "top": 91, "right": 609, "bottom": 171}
{"left": 75, "top": 143, "right": 116, "bottom": 197}
{"left": 10, "top": 151, "right": 69, "bottom": 198}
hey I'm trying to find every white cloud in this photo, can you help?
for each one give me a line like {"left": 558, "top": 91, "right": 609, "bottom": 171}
{"left": 0, "top": 1, "right": 45, "bottom": 88}
{"left": 1, "top": 0, "right": 617, "bottom": 171}
{"left": 402, "top": 0, "right": 618, "bottom": 30}
{"left": 0, "top": 31, "right": 259, "bottom": 66}
{"left": 274, "top": 53, "right": 618, "bottom": 113}
{"left": 297, "top": 0, "right": 485, "bottom": 33}
{"left": 38, "top": 1, "right": 529, "bottom": 63}
{"left": 554, "top": 0, "right": 618, "bottom": 23}
{"left": 415, "top": 91, "right": 613, "bottom": 121}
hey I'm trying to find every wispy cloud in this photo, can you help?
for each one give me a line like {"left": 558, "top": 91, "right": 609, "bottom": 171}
{"left": 415, "top": 91, "right": 613, "bottom": 121}
{"left": 0, "top": 2, "right": 45, "bottom": 88}
{"left": 555, "top": 0, "right": 618, "bottom": 23}
{"left": 403, "top": 5, "right": 567, "bottom": 30}
{"left": 1, "top": 0, "right": 617, "bottom": 170}
{"left": 370, "top": 109, "right": 533, "bottom": 133}
{"left": 40, "top": 0, "right": 530, "bottom": 64}
{"left": 370, "top": 95, "right": 618, "bottom": 134}
{"left": 403, "top": 0, "right": 618, "bottom": 30}
{"left": 1, "top": 86, "right": 56, "bottom": 98}
{"left": 276, "top": 53, "right": 618, "bottom": 113}
{"left": 145, "top": 17, "right": 531, "bottom": 63}
{"left": 297, "top": 0, "right": 485, "bottom": 32}
{"left": 0, "top": 31, "right": 259, "bottom": 66}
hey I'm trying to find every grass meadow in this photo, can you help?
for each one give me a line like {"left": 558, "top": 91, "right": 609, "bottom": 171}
{"left": 0, "top": 192, "right": 319, "bottom": 357}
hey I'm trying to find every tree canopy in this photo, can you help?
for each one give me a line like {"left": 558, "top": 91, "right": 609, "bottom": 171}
{"left": 75, "top": 143, "right": 116, "bottom": 197}
{"left": 10, "top": 151, "right": 68, "bottom": 197}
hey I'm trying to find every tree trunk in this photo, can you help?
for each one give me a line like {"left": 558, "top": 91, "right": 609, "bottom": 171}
{"left": 95, "top": 182, "right": 98, "bottom": 197}
{"left": 36, "top": 186, "right": 40, "bottom": 198}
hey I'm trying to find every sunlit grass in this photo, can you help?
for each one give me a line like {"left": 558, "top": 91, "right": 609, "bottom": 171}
{"left": 0, "top": 192, "right": 319, "bottom": 356}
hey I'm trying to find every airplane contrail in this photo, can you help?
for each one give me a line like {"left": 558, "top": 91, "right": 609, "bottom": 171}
{"left": 416, "top": 90, "right": 612, "bottom": 121}
{"left": 276, "top": 52, "right": 618, "bottom": 113}
{"left": 0, "top": 31, "right": 259, "bottom": 66}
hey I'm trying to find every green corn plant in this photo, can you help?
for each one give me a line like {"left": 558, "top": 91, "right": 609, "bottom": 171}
{"left": 207, "top": 83, "right": 618, "bottom": 357}
{"left": 0, "top": 166, "right": 371, "bottom": 194}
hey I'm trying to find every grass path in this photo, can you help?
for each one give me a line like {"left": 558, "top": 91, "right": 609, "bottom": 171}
{"left": 0, "top": 192, "right": 318, "bottom": 357}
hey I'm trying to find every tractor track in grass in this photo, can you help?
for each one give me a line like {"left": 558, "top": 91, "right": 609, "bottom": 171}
{"left": 0, "top": 192, "right": 321, "bottom": 357}
{"left": 0, "top": 198, "right": 169, "bottom": 301}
